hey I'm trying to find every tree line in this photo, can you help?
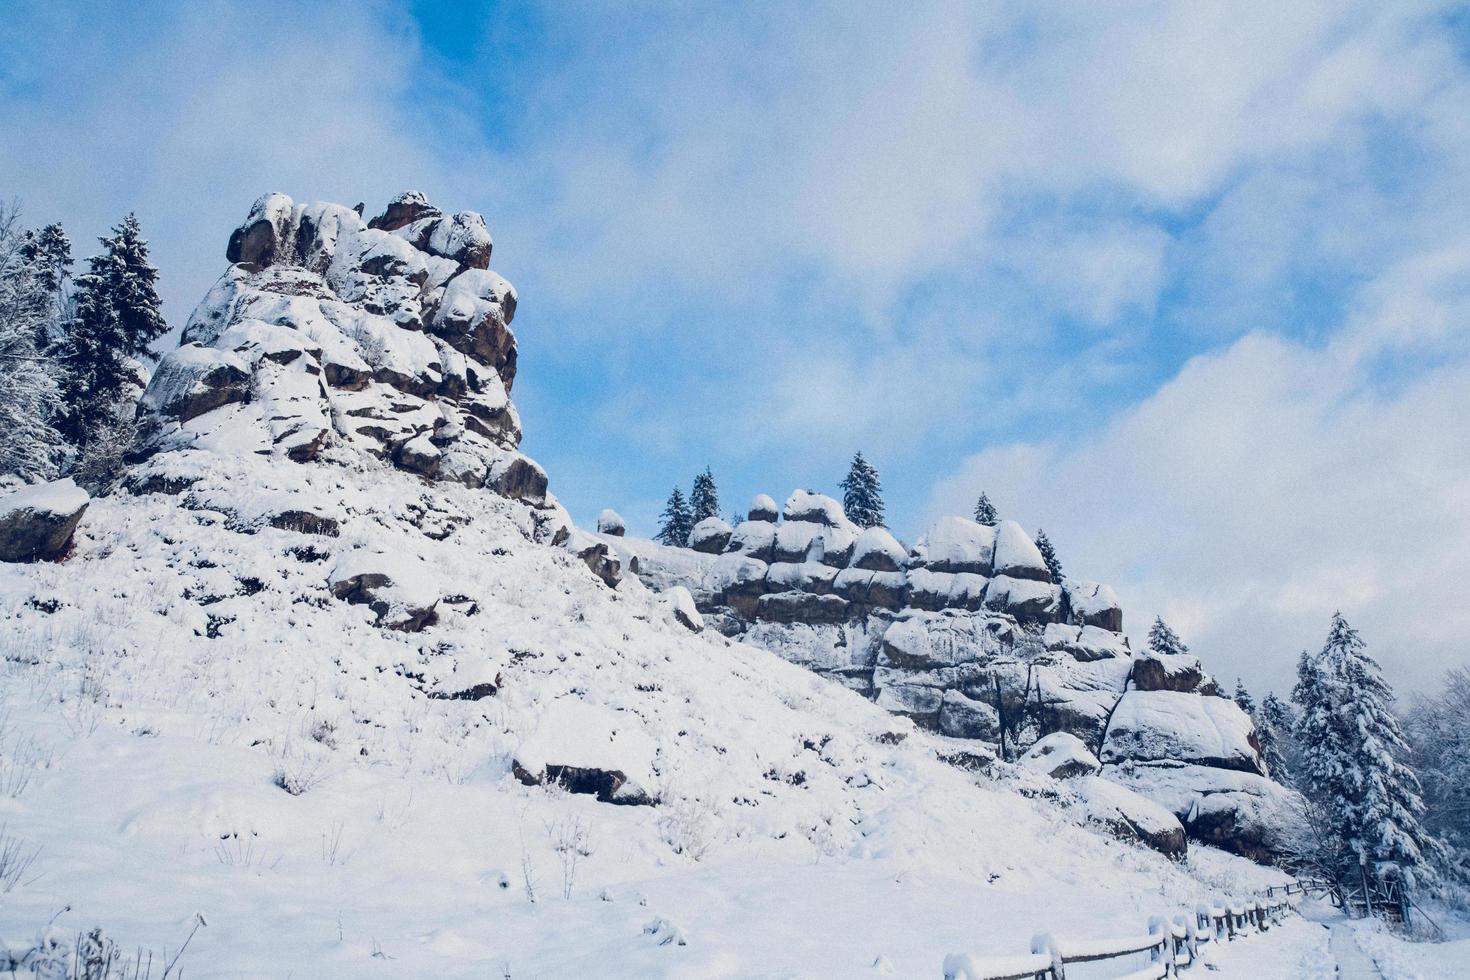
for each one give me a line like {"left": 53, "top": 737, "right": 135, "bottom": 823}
{"left": 0, "top": 200, "right": 167, "bottom": 490}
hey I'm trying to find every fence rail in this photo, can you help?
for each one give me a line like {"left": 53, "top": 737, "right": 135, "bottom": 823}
{"left": 943, "top": 886, "right": 1298, "bottom": 979}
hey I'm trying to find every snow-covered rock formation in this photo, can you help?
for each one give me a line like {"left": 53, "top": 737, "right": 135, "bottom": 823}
{"left": 599, "top": 491, "right": 1297, "bottom": 861}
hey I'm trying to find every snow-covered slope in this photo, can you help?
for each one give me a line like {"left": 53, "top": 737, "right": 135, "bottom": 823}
{"left": 0, "top": 194, "right": 1296, "bottom": 976}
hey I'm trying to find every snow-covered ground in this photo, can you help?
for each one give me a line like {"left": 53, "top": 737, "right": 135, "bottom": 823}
{"left": 0, "top": 457, "right": 1330, "bottom": 977}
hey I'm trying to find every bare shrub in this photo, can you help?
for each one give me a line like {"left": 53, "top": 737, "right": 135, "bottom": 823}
{"left": 0, "top": 825, "right": 41, "bottom": 892}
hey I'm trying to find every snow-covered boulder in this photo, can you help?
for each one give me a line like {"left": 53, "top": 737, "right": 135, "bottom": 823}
{"left": 1106, "top": 763, "right": 1298, "bottom": 862}
{"left": 511, "top": 700, "right": 655, "bottom": 806}
{"left": 991, "top": 521, "right": 1049, "bottom": 582}
{"left": 832, "top": 568, "right": 906, "bottom": 610}
{"left": 982, "top": 575, "right": 1061, "bottom": 624}
{"left": 1132, "top": 653, "right": 1210, "bottom": 693}
{"left": 1019, "top": 732, "right": 1101, "bottom": 779}
{"left": 139, "top": 344, "right": 252, "bottom": 425}
{"left": 1073, "top": 776, "right": 1187, "bottom": 859}
{"left": 850, "top": 526, "right": 907, "bottom": 572}
{"left": 688, "top": 516, "right": 733, "bottom": 554}
{"left": 564, "top": 529, "right": 622, "bottom": 587}
{"left": 724, "top": 520, "right": 777, "bottom": 561}
{"left": 0, "top": 479, "right": 90, "bottom": 563}
{"left": 1101, "top": 691, "right": 1262, "bottom": 774}
{"left": 919, "top": 517, "right": 995, "bottom": 575}
{"left": 747, "top": 493, "right": 779, "bottom": 522}
{"left": 328, "top": 550, "right": 440, "bottom": 632}
{"left": 937, "top": 689, "right": 1000, "bottom": 740}
{"left": 597, "top": 508, "right": 625, "bottom": 536}
{"left": 782, "top": 490, "right": 854, "bottom": 530}
{"left": 1064, "top": 580, "right": 1122, "bottom": 631}
{"left": 662, "top": 585, "right": 704, "bottom": 633}
{"left": 757, "top": 590, "right": 849, "bottom": 625}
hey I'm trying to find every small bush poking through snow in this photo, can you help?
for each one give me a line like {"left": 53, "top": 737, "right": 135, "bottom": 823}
{"left": 0, "top": 824, "right": 40, "bottom": 892}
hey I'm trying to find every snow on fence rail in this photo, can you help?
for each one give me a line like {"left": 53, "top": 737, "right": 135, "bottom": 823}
{"left": 942, "top": 885, "right": 1300, "bottom": 979}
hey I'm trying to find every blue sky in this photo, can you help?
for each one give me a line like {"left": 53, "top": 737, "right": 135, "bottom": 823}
{"left": 3, "top": 1, "right": 1470, "bottom": 696}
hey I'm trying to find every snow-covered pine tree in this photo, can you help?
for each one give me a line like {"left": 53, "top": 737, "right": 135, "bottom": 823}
{"left": 1233, "top": 679, "right": 1256, "bottom": 714}
{"left": 58, "top": 214, "right": 166, "bottom": 454}
{"left": 690, "top": 467, "right": 719, "bottom": 523}
{"left": 973, "top": 492, "right": 997, "bottom": 526}
{"left": 656, "top": 487, "right": 693, "bottom": 547}
{"left": 1146, "top": 616, "right": 1188, "bottom": 657}
{"left": 1258, "top": 692, "right": 1295, "bottom": 784}
{"left": 1403, "top": 667, "right": 1470, "bottom": 860}
{"left": 839, "top": 452, "right": 885, "bottom": 528}
{"left": 1034, "top": 529, "right": 1063, "bottom": 581}
{"left": 19, "top": 222, "right": 71, "bottom": 341}
{"left": 1293, "top": 613, "right": 1442, "bottom": 897}
{"left": 0, "top": 204, "right": 64, "bottom": 481}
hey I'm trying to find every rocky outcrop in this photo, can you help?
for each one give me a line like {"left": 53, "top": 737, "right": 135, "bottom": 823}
{"left": 135, "top": 191, "right": 539, "bottom": 503}
{"left": 602, "top": 488, "right": 1294, "bottom": 861}
{"left": 0, "top": 479, "right": 90, "bottom": 563}
{"left": 128, "top": 192, "right": 618, "bottom": 621}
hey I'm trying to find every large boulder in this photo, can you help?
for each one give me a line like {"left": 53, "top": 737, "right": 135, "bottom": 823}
{"left": 850, "top": 526, "right": 907, "bottom": 572}
{"left": 1019, "top": 732, "right": 1101, "bottom": 779}
{"left": 918, "top": 516, "right": 994, "bottom": 575}
{"left": 0, "top": 479, "right": 90, "bottom": 563}
{"left": 140, "top": 344, "right": 252, "bottom": 424}
{"left": 991, "top": 521, "right": 1049, "bottom": 582}
{"left": 1131, "top": 653, "right": 1208, "bottom": 693}
{"left": 747, "top": 493, "right": 779, "bottom": 523}
{"left": 782, "top": 490, "right": 853, "bottom": 529}
{"left": 1064, "top": 580, "right": 1122, "bottom": 632}
{"left": 1074, "top": 776, "right": 1188, "bottom": 860}
{"left": 1101, "top": 690, "right": 1263, "bottom": 774}
{"left": 596, "top": 509, "right": 625, "bottom": 536}
{"left": 689, "top": 516, "right": 733, "bottom": 554}
{"left": 1106, "top": 762, "right": 1299, "bottom": 862}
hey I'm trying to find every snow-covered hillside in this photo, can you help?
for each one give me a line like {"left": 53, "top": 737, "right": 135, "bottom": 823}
{"left": 0, "top": 194, "right": 1305, "bottom": 976}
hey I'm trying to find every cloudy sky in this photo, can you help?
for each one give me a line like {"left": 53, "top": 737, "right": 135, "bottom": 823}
{"left": 3, "top": 1, "right": 1468, "bottom": 696}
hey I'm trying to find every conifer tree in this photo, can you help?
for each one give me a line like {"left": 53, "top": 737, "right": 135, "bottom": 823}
{"left": 1146, "top": 616, "right": 1188, "bottom": 657}
{"left": 973, "top": 492, "right": 997, "bottom": 526}
{"left": 1233, "top": 679, "right": 1256, "bottom": 715}
{"left": 1034, "top": 528, "right": 1063, "bottom": 581}
{"left": 58, "top": 213, "right": 166, "bottom": 450}
{"left": 840, "top": 452, "right": 885, "bottom": 528}
{"left": 1256, "top": 692, "right": 1291, "bottom": 783}
{"left": 1292, "top": 613, "right": 1441, "bottom": 895}
{"left": 655, "top": 487, "right": 693, "bottom": 547}
{"left": 20, "top": 222, "right": 71, "bottom": 338}
{"left": 690, "top": 467, "right": 719, "bottom": 523}
{"left": 0, "top": 204, "right": 63, "bottom": 481}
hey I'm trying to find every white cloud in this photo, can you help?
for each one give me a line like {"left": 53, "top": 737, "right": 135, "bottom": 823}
{"left": 928, "top": 247, "right": 1470, "bottom": 696}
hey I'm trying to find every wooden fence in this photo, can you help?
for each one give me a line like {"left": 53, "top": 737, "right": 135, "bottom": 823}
{"left": 942, "top": 886, "right": 1300, "bottom": 979}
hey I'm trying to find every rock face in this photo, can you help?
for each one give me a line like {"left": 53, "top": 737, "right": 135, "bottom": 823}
{"left": 136, "top": 192, "right": 536, "bottom": 497}
{"left": 0, "top": 479, "right": 90, "bottom": 562}
{"left": 128, "top": 192, "right": 613, "bottom": 604}
{"left": 606, "top": 489, "right": 1295, "bottom": 861}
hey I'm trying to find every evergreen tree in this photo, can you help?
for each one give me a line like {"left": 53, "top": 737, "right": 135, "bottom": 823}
{"left": 19, "top": 222, "right": 71, "bottom": 340}
{"left": 58, "top": 213, "right": 166, "bottom": 449}
{"left": 655, "top": 487, "right": 693, "bottom": 547}
{"left": 1146, "top": 616, "right": 1188, "bottom": 657}
{"left": 1233, "top": 679, "right": 1256, "bottom": 715}
{"left": 690, "top": 467, "right": 719, "bottom": 523}
{"left": 840, "top": 451, "right": 885, "bottom": 528}
{"left": 1258, "top": 692, "right": 1295, "bottom": 784}
{"left": 1293, "top": 613, "right": 1441, "bottom": 896}
{"left": 1034, "top": 528, "right": 1063, "bottom": 581}
{"left": 0, "top": 204, "right": 63, "bottom": 481}
{"left": 973, "top": 492, "right": 997, "bottom": 526}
